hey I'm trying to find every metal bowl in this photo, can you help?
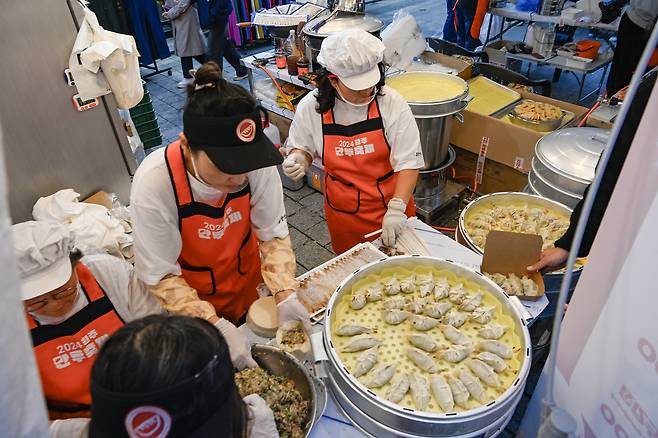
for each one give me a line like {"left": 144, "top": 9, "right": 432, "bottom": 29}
{"left": 251, "top": 344, "right": 327, "bottom": 437}
{"left": 527, "top": 170, "right": 582, "bottom": 209}
{"left": 320, "top": 256, "right": 532, "bottom": 437}
{"left": 508, "top": 108, "right": 564, "bottom": 132}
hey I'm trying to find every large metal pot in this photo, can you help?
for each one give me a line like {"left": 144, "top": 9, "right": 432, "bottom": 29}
{"left": 387, "top": 72, "right": 470, "bottom": 169}
{"left": 251, "top": 345, "right": 327, "bottom": 437}
{"left": 319, "top": 256, "right": 532, "bottom": 437}
{"left": 415, "top": 145, "right": 456, "bottom": 202}
{"left": 527, "top": 162, "right": 583, "bottom": 209}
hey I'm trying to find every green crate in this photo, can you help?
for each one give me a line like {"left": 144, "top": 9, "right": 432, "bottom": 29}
{"left": 143, "top": 135, "right": 163, "bottom": 149}
{"left": 139, "top": 126, "right": 162, "bottom": 142}
{"left": 131, "top": 110, "right": 156, "bottom": 126}
{"left": 130, "top": 99, "right": 153, "bottom": 117}
{"left": 135, "top": 119, "right": 159, "bottom": 134}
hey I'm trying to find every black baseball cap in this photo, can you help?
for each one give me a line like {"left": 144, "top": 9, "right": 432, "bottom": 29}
{"left": 183, "top": 106, "right": 283, "bottom": 175}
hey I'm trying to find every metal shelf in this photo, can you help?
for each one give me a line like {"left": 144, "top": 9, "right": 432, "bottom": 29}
{"left": 242, "top": 50, "right": 315, "bottom": 91}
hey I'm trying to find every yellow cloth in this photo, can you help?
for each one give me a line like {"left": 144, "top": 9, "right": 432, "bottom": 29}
{"left": 149, "top": 275, "right": 216, "bottom": 320}
{"left": 259, "top": 235, "right": 298, "bottom": 295}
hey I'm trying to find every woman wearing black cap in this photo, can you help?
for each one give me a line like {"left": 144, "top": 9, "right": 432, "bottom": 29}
{"left": 49, "top": 314, "right": 278, "bottom": 437}
{"left": 130, "top": 62, "right": 310, "bottom": 371}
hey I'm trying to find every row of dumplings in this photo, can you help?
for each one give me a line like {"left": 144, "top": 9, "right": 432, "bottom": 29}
{"left": 485, "top": 272, "right": 539, "bottom": 296}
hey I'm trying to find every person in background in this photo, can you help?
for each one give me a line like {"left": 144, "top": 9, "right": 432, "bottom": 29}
{"left": 12, "top": 221, "right": 163, "bottom": 420}
{"left": 442, "top": 0, "right": 482, "bottom": 51}
{"left": 206, "top": 0, "right": 249, "bottom": 81}
{"left": 605, "top": 0, "right": 658, "bottom": 96}
{"left": 163, "top": 0, "right": 208, "bottom": 88}
{"left": 283, "top": 29, "right": 424, "bottom": 254}
{"left": 130, "top": 62, "right": 309, "bottom": 371}
{"left": 49, "top": 315, "right": 278, "bottom": 437}
{"left": 528, "top": 67, "right": 658, "bottom": 272}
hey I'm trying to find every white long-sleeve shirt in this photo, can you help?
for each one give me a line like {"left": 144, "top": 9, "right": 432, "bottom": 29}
{"left": 287, "top": 86, "right": 424, "bottom": 171}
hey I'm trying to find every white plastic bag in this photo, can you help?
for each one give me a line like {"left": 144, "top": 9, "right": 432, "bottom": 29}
{"left": 381, "top": 10, "right": 427, "bottom": 70}
{"left": 32, "top": 189, "right": 133, "bottom": 260}
{"left": 69, "top": 7, "right": 144, "bottom": 109}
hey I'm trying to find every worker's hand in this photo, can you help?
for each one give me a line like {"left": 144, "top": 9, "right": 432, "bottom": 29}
{"left": 214, "top": 318, "right": 257, "bottom": 370}
{"left": 382, "top": 198, "right": 407, "bottom": 248}
{"left": 244, "top": 394, "right": 280, "bottom": 438}
{"left": 282, "top": 152, "right": 309, "bottom": 181}
{"left": 276, "top": 292, "right": 312, "bottom": 334}
{"left": 527, "top": 247, "right": 569, "bottom": 273}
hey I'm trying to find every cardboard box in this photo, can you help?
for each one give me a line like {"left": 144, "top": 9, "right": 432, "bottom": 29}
{"left": 452, "top": 146, "right": 528, "bottom": 194}
{"left": 481, "top": 230, "right": 545, "bottom": 300}
{"left": 419, "top": 51, "right": 473, "bottom": 80}
{"left": 484, "top": 40, "right": 516, "bottom": 66}
{"left": 450, "top": 90, "right": 588, "bottom": 173}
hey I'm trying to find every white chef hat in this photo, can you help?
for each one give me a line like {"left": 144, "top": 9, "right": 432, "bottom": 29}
{"left": 317, "top": 28, "right": 385, "bottom": 91}
{"left": 11, "top": 221, "right": 74, "bottom": 301}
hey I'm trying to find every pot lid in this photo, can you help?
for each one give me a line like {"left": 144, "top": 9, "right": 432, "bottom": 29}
{"left": 535, "top": 127, "right": 609, "bottom": 182}
{"left": 303, "top": 11, "right": 384, "bottom": 37}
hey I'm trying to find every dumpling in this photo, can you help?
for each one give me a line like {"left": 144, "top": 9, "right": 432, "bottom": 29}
{"left": 404, "top": 297, "right": 428, "bottom": 314}
{"left": 507, "top": 274, "right": 523, "bottom": 295}
{"left": 478, "top": 323, "right": 507, "bottom": 340}
{"left": 466, "top": 359, "right": 501, "bottom": 388}
{"left": 447, "top": 375, "right": 470, "bottom": 408}
{"left": 342, "top": 337, "right": 382, "bottom": 353}
{"left": 441, "top": 324, "right": 472, "bottom": 346}
{"left": 366, "top": 282, "right": 383, "bottom": 302}
{"left": 476, "top": 352, "right": 508, "bottom": 372}
{"left": 430, "top": 374, "right": 454, "bottom": 412}
{"left": 424, "top": 302, "right": 453, "bottom": 319}
{"left": 383, "top": 309, "right": 412, "bottom": 325}
{"left": 409, "top": 374, "right": 431, "bottom": 411}
{"left": 384, "top": 276, "right": 401, "bottom": 295}
{"left": 410, "top": 315, "right": 440, "bottom": 331}
{"left": 383, "top": 296, "right": 407, "bottom": 310}
{"left": 433, "top": 278, "right": 450, "bottom": 300}
{"left": 486, "top": 272, "right": 507, "bottom": 287}
{"left": 386, "top": 374, "right": 410, "bottom": 403}
{"left": 520, "top": 276, "right": 538, "bottom": 296}
{"left": 470, "top": 306, "right": 496, "bottom": 324}
{"left": 478, "top": 340, "right": 514, "bottom": 359}
{"left": 448, "top": 283, "right": 466, "bottom": 304}
{"left": 417, "top": 273, "right": 435, "bottom": 297}
{"left": 459, "top": 292, "right": 483, "bottom": 312}
{"left": 400, "top": 273, "right": 416, "bottom": 294}
{"left": 363, "top": 364, "right": 397, "bottom": 388}
{"left": 442, "top": 311, "right": 468, "bottom": 328}
{"left": 456, "top": 368, "right": 486, "bottom": 403}
{"left": 407, "top": 333, "right": 440, "bottom": 352}
{"left": 437, "top": 345, "right": 472, "bottom": 363}
{"left": 335, "top": 324, "right": 376, "bottom": 337}
{"left": 350, "top": 291, "right": 367, "bottom": 310}
{"left": 406, "top": 347, "right": 441, "bottom": 373}
{"left": 353, "top": 346, "right": 379, "bottom": 377}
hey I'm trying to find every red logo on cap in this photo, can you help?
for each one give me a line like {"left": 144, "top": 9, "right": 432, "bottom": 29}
{"left": 125, "top": 406, "right": 172, "bottom": 438}
{"left": 236, "top": 118, "right": 256, "bottom": 142}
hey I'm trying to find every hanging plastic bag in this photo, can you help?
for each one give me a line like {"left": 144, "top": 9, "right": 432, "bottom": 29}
{"left": 69, "top": 6, "right": 144, "bottom": 109}
{"left": 381, "top": 9, "right": 427, "bottom": 70}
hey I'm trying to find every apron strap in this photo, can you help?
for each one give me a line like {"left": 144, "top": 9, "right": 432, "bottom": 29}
{"left": 165, "top": 142, "right": 194, "bottom": 207}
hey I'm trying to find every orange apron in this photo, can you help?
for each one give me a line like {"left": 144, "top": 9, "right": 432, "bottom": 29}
{"left": 27, "top": 263, "right": 125, "bottom": 419}
{"left": 165, "top": 142, "right": 261, "bottom": 324}
{"left": 322, "top": 98, "right": 415, "bottom": 254}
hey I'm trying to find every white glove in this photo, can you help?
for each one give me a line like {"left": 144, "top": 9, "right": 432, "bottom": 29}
{"left": 276, "top": 292, "right": 311, "bottom": 334}
{"left": 282, "top": 152, "right": 309, "bottom": 181}
{"left": 381, "top": 198, "right": 407, "bottom": 248}
{"left": 244, "top": 394, "right": 280, "bottom": 438}
{"left": 214, "top": 318, "right": 257, "bottom": 370}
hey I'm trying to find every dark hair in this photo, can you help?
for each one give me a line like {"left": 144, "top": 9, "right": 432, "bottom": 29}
{"left": 69, "top": 248, "right": 83, "bottom": 265}
{"left": 184, "top": 62, "right": 257, "bottom": 150}
{"left": 315, "top": 62, "right": 387, "bottom": 114}
{"left": 92, "top": 315, "right": 247, "bottom": 438}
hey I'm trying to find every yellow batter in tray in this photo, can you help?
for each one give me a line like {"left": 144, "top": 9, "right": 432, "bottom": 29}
{"left": 465, "top": 76, "right": 521, "bottom": 115}
{"left": 330, "top": 265, "right": 523, "bottom": 414}
{"left": 387, "top": 72, "right": 467, "bottom": 103}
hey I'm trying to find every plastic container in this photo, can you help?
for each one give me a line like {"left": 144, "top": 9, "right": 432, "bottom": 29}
{"left": 131, "top": 110, "right": 156, "bottom": 126}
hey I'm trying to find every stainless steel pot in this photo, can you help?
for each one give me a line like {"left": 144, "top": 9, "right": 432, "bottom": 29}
{"left": 527, "top": 169, "right": 582, "bottom": 209}
{"left": 387, "top": 72, "right": 470, "bottom": 168}
{"left": 415, "top": 145, "right": 456, "bottom": 202}
{"left": 319, "top": 256, "right": 532, "bottom": 437}
{"left": 251, "top": 345, "right": 327, "bottom": 437}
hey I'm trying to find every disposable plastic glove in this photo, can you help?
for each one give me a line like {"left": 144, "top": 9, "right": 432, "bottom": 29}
{"left": 214, "top": 318, "right": 257, "bottom": 370}
{"left": 276, "top": 292, "right": 312, "bottom": 334}
{"left": 244, "top": 394, "right": 280, "bottom": 438}
{"left": 282, "top": 152, "right": 309, "bottom": 181}
{"left": 381, "top": 197, "right": 407, "bottom": 248}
